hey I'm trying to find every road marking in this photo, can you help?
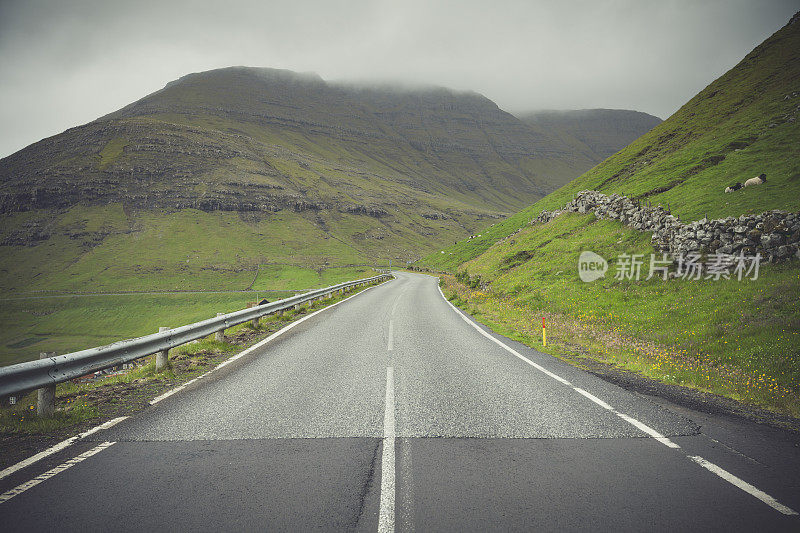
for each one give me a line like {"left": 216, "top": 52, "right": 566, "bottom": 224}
{"left": 0, "top": 442, "right": 116, "bottom": 505}
{"left": 0, "top": 416, "right": 127, "bottom": 482}
{"left": 615, "top": 412, "right": 681, "bottom": 449}
{"left": 688, "top": 455, "right": 798, "bottom": 516}
{"left": 437, "top": 283, "right": 800, "bottom": 515}
{"left": 150, "top": 281, "right": 389, "bottom": 405}
{"left": 379, "top": 366, "right": 396, "bottom": 533}
{"left": 399, "top": 439, "right": 415, "bottom": 532}
{"left": 437, "top": 286, "right": 574, "bottom": 385}
{"left": 573, "top": 387, "right": 614, "bottom": 410}
{"left": 388, "top": 321, "right": 394, "bottom": 351}
{"left": 436, "top": 285, "right": 680, "bottom": 444}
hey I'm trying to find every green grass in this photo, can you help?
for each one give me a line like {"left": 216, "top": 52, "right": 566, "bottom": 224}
{"left": 448, "top": 213, "right": 800, "bottom": 415}
{"left": 0, "top": 202, "right": 486, "bottom": 295}
{"left": 0, "top": 262, "right": 384, "bottom": 366}
{"left": 97, "top": 137, "right": 128, "bottom": 170}
{"left": 0, "top": 400, "right": 100, "bottom": 434}
{"left": 0, "top": 291, "right": 293, "bottom": 367}
{"left": 251, "top": 265, "right": 377, "bottom": 291}
{"left": 0, "top": 280, "right": 378, "bottom": 436}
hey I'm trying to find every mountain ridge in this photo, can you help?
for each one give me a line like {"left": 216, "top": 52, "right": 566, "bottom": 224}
{"left": 517, "top": 108, "right": 662, "bottom": 162}
{"left": 0, "top": 66, "right": 659, "bottom": 295}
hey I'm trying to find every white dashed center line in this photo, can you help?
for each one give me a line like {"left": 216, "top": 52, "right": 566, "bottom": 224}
{"left": 378, "top": 366, "right": 396, "bottom": 532}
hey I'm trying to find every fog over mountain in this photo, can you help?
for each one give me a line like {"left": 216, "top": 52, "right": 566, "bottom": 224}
{"left": 518, "top": 109, "right": 663, "bottom": 161}
{"left": 0, "top": 0, "right": 797, "bottom": 157}
{"left": 0, "top": 65, "right": 662, "bottom": 295}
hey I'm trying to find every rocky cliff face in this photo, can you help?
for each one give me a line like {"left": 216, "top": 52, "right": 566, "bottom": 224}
{"left": 0, "top": 120, "right": 323, "bottom": 214}
{"left": 0, "top": 67, "right": 603, "bottom": 219}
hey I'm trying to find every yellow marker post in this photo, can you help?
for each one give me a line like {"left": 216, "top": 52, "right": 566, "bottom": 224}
{"left": 542, "top": 317, "right": 546, "bottom": 347}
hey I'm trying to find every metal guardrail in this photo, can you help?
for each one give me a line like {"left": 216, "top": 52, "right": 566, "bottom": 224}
{"left": 0, "top": 273, "right": 393, "bottom": 401}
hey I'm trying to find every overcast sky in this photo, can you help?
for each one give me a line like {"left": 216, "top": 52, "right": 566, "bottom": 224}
{"left": 0, "top": 0, "right": 797, "bottom": 158}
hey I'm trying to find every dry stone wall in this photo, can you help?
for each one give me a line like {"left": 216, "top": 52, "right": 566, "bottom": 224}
{"left": 531, "top": 190, "right": 800, "bottom": 263}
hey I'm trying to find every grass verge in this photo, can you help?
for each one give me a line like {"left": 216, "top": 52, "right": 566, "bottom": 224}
{"left": 0, "top": 267, "right": 378, "bottom": 367}
{"left": 0, "top": 280, "right": 382, "bottom": 466}
{"left": 439, "top": 273, "right": 800, "bottom": 419}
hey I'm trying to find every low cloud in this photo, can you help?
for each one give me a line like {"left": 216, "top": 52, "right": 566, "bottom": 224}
{"left": 0, "top": 0, "right": 797, "bottom": 157}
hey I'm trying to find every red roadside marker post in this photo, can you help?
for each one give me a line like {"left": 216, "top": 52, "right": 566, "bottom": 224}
{"left": 542, "top": 317, "right": 546, "bottom": 347}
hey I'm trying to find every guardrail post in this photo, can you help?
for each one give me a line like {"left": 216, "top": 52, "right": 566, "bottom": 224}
{"left": 215, "top": 313, "right": 226, "bottom": 342}
{"left": 247, "top": 303, "right": 260, "bottom": 328}
{"left": 156, "top": 327, "right": 170, "bottom": 371}
{"left": 37, "top": 351, "right": 56, "bottom": 416}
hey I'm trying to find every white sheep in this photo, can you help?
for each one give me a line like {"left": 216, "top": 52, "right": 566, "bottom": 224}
{"left": 743, "top": 173, "right": 767, "bottom": 187}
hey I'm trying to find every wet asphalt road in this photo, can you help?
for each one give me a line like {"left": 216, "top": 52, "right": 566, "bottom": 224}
{"left": 1, "top": 271, "right": 799, "bottom": 531}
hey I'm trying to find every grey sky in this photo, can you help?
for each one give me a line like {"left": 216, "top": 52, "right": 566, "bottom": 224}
{"left": 0, "top": 0, "right": 797, "bottom": 158}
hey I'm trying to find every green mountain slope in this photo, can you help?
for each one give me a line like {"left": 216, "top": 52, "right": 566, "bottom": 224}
{"left": 426, "top": 12, "right": 800, "bottom": 272}
{"left": 0, "top": 67, "right": 621, "bottom": 294}
{"left": 0, "top": 66, "right": 666, "bottom": 363}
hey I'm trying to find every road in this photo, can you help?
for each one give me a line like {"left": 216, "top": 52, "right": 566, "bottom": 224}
{"left": 1, "top": 271, "right": 799, "bottom": 531}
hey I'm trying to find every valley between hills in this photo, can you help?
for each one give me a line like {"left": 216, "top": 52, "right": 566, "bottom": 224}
{"left": 0, "top": 67, "right": 658, "bottom": 365}
{"left": 2, "top": 11, "right": 798, "bottom": 420}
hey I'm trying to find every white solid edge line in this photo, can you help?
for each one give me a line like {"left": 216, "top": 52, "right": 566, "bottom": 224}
{"left": 0, "top": 280, "right": 390, "bottom": 482}
{"left": 615, "top": 412, "right": 681, "bottom": 449}
{"left": 0, "top": 441, "right": 116, "bottom": 505}
{"left": 436, "top": 285, "right": 574, "bottom": 386}
{"left": 0, "top": 416, "right": 127, "bottom": 482}
{"left": 150, "top": 280, "right": 388, "bottom": 405}
{"left": 688, "top": 455, "right": 798, "bottom": 516}
{"left": 378, "top": 366, "right": 396, "bottom": 533}
{"left": 438, "top": 279, "right": 800, "bottom": 516}
{"left": 573, "top": 387, "right": 614, "bottom": 410}
{"left": 436, "top": 285, "right": 684, "bottom": 448}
